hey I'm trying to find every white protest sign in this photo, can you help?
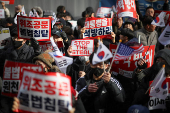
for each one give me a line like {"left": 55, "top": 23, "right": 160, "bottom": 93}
{"left": 148, "top": 97, "right": 166, "bottom": 110}
{"left": 0, "top": 28, "right": 10, "bottom": 40}
{"left": 70, "top": 39, "right": 94, "bottom": 56}
{"left": 0, "top": 9, "right": 4, "bottom": 18}
{"left": 96, "top": 7, "right": 113, "bottom": 18}
{"left": 0, "top": 28, "right": 10, "bottom": 49}
{"left": 17, "top": 70, "right": 72, "bottom": 113}
{"left": 68, "top": 20, "right": 77, "bottom": 31}
{"left": 17, "top": 15, "right": 51, "bottom": 41}
{"left": 49, "top": 52, "right": 73, "bottom": 74}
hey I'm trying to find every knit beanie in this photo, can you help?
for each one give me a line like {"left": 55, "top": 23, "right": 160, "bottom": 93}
{"left": 33, "top": 50, "right": 54, "bottom": 68}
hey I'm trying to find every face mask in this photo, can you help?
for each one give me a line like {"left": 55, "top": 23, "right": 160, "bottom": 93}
{"left": 151, "top": 62, "right": 165, "bottom": 75}
{"left": 92, "top": 67, "right": 104, "bottom": 77}
{"left": 13, "top": 41, "right": 23, "bottom": 49}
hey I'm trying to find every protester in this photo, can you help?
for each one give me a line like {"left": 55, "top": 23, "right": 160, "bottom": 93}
{"left": 135, "top": 0, "right": 169, "bottom": 23}
{"left": 123, "top": 20, "right": 135, "bottom": 31}
{"left": 134, "top": 16, "right": 158, "bottom": 53}
{"left": 57, "top": 5, "right": 74, "bottom": 20}
{"left": 51, "top": 29, "right": 69, "bottom": 54}
{"left": 14, "top": 5, "right": 22, "bottom": 17}
{"left": 132, "top": 48, "right": 170, "bottom": 113}
{"left": 1, "top": 2, "right": 10, "bottom": 18}
{"left": 85, "top": 7, "right": 95, "bottom": 17}
{"left": 75, "top": 52, "right": 125, "bottom": 113}
{"left": 74, "top": 18, "right": 86, "bottom": 39}
{"left": 67, "top": 56, "right": 87, "bottom": 88}
{"left": 33, "top": 50, "right": 61, "bottom": 73}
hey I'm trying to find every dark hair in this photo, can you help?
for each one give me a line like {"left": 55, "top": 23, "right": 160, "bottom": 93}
{"left": 146, "top": 6, "right": 154, "bottom": 12}
{"left": 123, "top": 20, "right": 135, "bottom": 30}
{"left": 57, "top": 6, "right": 65, "bottom": 13}
{"left": 120, "top": 28, "right": 134, "bottom": 40}
{"left": 86, "top": 7, "right": 94, "bottom": 17}
{"left": 62, "top": 26, "right": 73, "bottom": 36}
{"left": 56, "top": 12, "right": 66, "bottom": 18}
{"left": 77, "top": 18, "right": 85, "bottom": 28}
{"left": 143, "top": 16, "right": 154, "bottom": 26}
{"left": 82, "top": 10, "right": 87, "bottom": 18}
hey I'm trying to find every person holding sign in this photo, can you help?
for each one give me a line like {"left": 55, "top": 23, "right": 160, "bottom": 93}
{"left": 75, "top": 52, "right": 125, "bottom": 113}
{"left": 1, "top": 1, "right": 10, "bottom": 18}
{"left": 0, "top": 26, "right": 41, "bottom": 78}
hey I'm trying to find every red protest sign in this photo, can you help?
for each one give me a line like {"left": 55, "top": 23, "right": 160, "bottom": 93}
{"left": 0, "top": 0, "right": 15, "bottom": 4}
{"left": 39, "top": 41, "right": 53, "bottom": 52}
{"left": 17, "top": 69, "right": 72, "bottom": 113}
{"left": 116, "top": 0, "right": 137, "bottom": 19}
{"left": 70, "top": 39, "right": 94, "bottom": 56}
{"left": 17, "top": 15, "right": 51, "bottom": 41}
{"left": 1, "top": 60, "right": 43, "bottom": 97}
{"left": 154, "top": 10, "right": 170, "bottom": 26}
{"left": 83, "top": 17, "right": 112, "bottom": 39}
{"left": 109, "top": 44, "right": 155, "bottom": 78}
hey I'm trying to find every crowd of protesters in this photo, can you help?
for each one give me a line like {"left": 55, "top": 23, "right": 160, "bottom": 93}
{"left": 0, "top": 0, "right": 170, "bottom": 113}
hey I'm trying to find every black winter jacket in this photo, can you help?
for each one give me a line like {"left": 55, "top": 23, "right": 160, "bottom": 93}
{"left": 75, "top": 70, "right": 125, "bottom": 113}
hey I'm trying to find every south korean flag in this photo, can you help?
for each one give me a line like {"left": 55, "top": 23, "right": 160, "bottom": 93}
{"left": 92, "top": 41, "right": 113, "bottom": 65}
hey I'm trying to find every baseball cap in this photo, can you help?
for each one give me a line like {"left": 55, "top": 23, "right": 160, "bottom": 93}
{"left": 127, "top": 105, "right": 150, "bottom": 113}
{"left": 51, "top": 29, "right": 61, "bottom": 37}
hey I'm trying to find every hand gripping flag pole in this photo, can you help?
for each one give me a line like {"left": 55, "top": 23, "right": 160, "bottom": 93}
{"left": 108, "top": 39, "right": 122, "bottom": 72}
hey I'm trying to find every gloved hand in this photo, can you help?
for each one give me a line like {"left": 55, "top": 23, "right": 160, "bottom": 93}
{"left": 137, "top": 58, "right": 147, "bottom": 69}
{"left": 30, "top": 37, "right": 41, "bottom": 54}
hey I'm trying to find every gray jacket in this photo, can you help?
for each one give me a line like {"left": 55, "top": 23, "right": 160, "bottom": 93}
{"left": 134, "top": 28, "right": 158, "bottom": 53}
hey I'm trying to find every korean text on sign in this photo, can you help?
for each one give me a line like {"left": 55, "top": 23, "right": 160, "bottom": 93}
{"left": 83, "top": 17, "right": 112, "bottom": 39}
{"left": 17, "top": 70, "right": 72, "bottom": 113}
{"left": 39, "top": 41, "right": 53, "bottom": 52}
{"left": 70, "top": 39, "right": 94, "bottom": 56}
{"left": 109, "top": 44, "right": 155, "bottom": 78}
{"left": 2, "top": 60, "right": 43, "bottom": 97}
{"left": 116, "top": 0, "right": 137, "bottom": 19}
{"left": 17, "top": 15, "right": 51, "bottom": 41}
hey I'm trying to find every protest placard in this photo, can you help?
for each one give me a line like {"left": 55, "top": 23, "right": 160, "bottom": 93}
{"left": 0, "top": 9, "right": 4, "bottom": 18}
{"left": 83, "top": 17, "right": 112, "bottom": 39}
{"left": 116, "top": 0, "right": 137, "bottom": 19}
{"left": 148, "top": 80, "right": 169, "bottom": 110}
{"left": 39, "top": 41, "right": 53, "bottom": 52}
{"left": 17, "top": 15, "right": 51, "bottom": 41}
{"left": 109, "top": 44, "right": 155, "bottom": 78}
{"left": 96, "top": 7, "right": 114, "bottom": 18}
{"left": 68, "top": 20, "right": 77, "bottom": 31}
{"left": 0, "top": 28, "right": 10, "bottom": 49}
{"left": 154, "top": 10, "right": 170, "bottom": 26}
{"left": 17, "top": 69, "right": 72, "bottom": 113}
{"left": 70, "top": 39, "right": 94, "bottom": 56}
{"left": 0, "top": 0, "right": 15, "bottom": 4}
{"left": 1, "top": 60, "right": 43, "bottom": 97}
